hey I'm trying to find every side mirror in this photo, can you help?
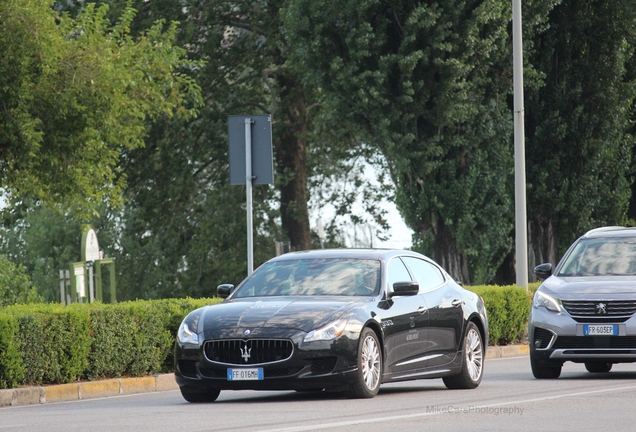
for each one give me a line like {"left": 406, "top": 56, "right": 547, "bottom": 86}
{"left": 217, "top": 284, "right": 235, "bottom": 298}
{"left": 388, "top": 281, "right": 419, "bottom": 298}
{"left": 534, "top": 263, "right": 553, "bottom": 281}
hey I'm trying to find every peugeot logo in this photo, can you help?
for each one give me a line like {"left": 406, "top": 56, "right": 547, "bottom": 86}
{"left": 595, "top": 303, "right": 608, "bottom": 315}
{"left": 240, "top": 343, "right": 251, "bottom": 362}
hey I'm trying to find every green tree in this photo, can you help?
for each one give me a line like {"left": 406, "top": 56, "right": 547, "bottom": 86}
{"left": 0, "top": 254, "right": 42, "bottom": 307}
{"left": 0, "top": 0, "right": 201, "bottom": 217}
{"left": 286, "top": 0, "right": 532, "bottom": 283}
{"left": 525, "top": 0, "right": 636, "bottom": 268}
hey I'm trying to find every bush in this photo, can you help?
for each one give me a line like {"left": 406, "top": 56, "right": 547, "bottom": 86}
{"left": 0, "top": 297, "right": 220, "bottom": 389}
{"left": 0, "top": 286, "right": 539, "bottom": 389}
{"left": 470, "top": 284, "right": 534, "bottom": 345}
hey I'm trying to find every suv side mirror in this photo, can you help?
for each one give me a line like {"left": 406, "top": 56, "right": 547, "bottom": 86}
{"left": 534, "top": 263, "right": 553, "bottom": 281}
{"left": 217, "top": 284, "right": 235, "bottom": 298}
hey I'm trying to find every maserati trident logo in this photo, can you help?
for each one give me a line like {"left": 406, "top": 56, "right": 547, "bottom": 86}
{"left": 240, "top": 343, "right": 251, "bottom": 362}
{"left": 595, "top": 303, "right": 608, "bottom": 315}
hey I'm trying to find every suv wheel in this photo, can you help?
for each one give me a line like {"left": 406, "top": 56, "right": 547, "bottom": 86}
{"left": 530, "top": 356, "right": 562, "bottom": 379}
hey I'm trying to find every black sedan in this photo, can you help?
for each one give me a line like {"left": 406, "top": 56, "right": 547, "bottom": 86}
{"left": 174, "top": 249, "right": 488, "bottom": 402}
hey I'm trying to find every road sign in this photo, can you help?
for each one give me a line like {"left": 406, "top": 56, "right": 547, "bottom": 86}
{"left": 228, "top": 115, "right": 274, "bottom": 185}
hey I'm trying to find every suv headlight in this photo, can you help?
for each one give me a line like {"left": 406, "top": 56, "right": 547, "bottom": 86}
{"left": 304, "top": 319, "right": 347, "bottom": 342}
{"left": 533, "top": 291, "right": 562, "bottom": 313}
{"left": 177, "top": 309, "right": 203, "bottom": 346}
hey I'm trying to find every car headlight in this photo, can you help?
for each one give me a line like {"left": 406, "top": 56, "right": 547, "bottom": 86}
{"left": 177, "top": 309, "right": 203, "bottom": 345}
{"left": 304, "top": 319, "right": 347, "bottom": 342}
{"left": 533, "top": 291, "right": 562, "bottom": 313}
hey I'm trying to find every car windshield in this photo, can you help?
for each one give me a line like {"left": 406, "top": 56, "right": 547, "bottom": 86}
{"left": 558, "top": 238, "right": 636, "bottom": 276}
{"left": 232, "top": 258, "right": 381, "bottom": 298}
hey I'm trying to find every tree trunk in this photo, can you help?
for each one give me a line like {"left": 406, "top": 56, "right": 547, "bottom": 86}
{"left": 527, "top": 216, "right": 559, "bottom": 281}
{"left": 430, "top": 221, "right": 470, "bottom": 285}
{"left": 275, "top": 74, "right": 312, "bottom": 251}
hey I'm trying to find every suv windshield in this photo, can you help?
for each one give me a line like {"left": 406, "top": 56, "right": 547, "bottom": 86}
{"left": 233, "top": 258, "right": 381, "bottom": 297}
{"left": 558, "top": 237, "right": 636, "bottom": 276}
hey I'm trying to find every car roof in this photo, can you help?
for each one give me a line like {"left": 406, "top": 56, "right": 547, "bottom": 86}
{"left": 582, "top": 226, "right": 636, "bottom": 239}
{"left": 268, "top": 248, "right": 425, "bottom": 262}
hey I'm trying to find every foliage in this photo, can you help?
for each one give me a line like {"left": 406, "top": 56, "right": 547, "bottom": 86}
{"left": 525, "top": 0, "right": 636, "bottom": 263}
{"left": 0, "top": 254, "right": 42, "bottom": 307}
{"left": 284, "top": 0, "right": 526, "bottom": 284}
{"left": 470, "top": 285, "right": 532, "bottom": 345}
{"left": 0, "top": 0, "right": 202, "bottom": 218}
{"left": 0, "top": 314, "right": 24, "bottom": 388}
{"left": 0, "top": 297, "right": 218, "bottom": 389}
{"left": 0, "top": 204, "right": 82, "bottom": 302}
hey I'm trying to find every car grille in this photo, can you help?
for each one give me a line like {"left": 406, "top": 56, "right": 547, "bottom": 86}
{"left": 562, "top": 300, "right": 636, "bottom": 321}
{"left": 533, "top": 327, "right": 555, "bottom": 349}
{"left": 204, "top": 339, "right": 294, "bottom": 365}
{"left": 552, "top": 336, "right": 636, "bottom": 349}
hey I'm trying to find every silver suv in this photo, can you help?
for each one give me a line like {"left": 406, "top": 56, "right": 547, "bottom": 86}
{"left": 529, "top": 226, "right": 636, "bottom": 378}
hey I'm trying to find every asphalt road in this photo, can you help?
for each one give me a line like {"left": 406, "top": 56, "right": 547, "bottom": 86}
{"left": 2, "top": 356, "right": 636, "bottom": 432}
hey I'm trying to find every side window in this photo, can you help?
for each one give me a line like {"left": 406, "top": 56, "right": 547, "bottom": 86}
{"left": 387, "top": 257, "right": 413, "bottom": 291}
{"left": 402, "top": 257, "right": 445, "bottom": 292}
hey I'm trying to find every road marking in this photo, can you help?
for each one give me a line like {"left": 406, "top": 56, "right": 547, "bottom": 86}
{"left": 256, "top": 384, "right": 636, "bottom": 432}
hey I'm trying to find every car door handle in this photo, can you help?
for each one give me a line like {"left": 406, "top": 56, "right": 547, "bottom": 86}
{"left": 417, "top": 306, "right": 428, "bottom": 314}
{"left": 452, "top": 299, "right": 463, "bottom": 307}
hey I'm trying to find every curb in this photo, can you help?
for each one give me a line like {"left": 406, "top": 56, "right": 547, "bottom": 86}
{"left": 0, "top": 345, "right": 529, "bottom": 408}
{"left": 485, "top": 344, "right": 529, "bottom": 359}
{"left": 0, "top": 373, "right": 179, "bottom": 408}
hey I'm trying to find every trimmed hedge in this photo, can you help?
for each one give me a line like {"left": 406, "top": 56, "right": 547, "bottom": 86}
{"left": 0, "top": 298, "right": 219, "bottom": 389}
{"left": 0, "top": 284, "right": 539, "bottom": 389}
{"left": 470, "top": 282, "right": 539, "bottom": 345}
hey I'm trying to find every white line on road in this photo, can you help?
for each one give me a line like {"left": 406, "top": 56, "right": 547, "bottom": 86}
{"left": 256, "top": 384, "right": 636, "bottom": 432}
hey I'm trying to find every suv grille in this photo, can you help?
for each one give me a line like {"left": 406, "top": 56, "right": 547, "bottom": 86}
{"left": 561, "top": 300, "right": 636, "bottom": 319}
{"left": 204, "top": 339, "right": 293, "bottom": 365}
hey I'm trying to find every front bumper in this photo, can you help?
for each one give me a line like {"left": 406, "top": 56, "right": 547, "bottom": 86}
{"left": 174, "top": 333, "right": 360, "bottom": 393}
{"left": 529, "top": 306, "right": 636, "bottom": 363}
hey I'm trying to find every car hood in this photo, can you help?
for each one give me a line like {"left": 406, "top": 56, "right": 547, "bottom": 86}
{"left": 201, "top": 297, "right": 363, "bottom": 336}
{"left": 540, "top": 276, "right": 636, "bottom": 300}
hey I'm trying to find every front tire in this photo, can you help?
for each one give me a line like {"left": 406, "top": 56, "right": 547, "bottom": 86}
{"left": 443, "top": 321, "right": 484, "bottom": 389}
{"left": 585, "top": 362, "right": 612, "bottom": 373}
{"left": 179, "top": 387, "right": 221, "bottom": 403}
{"left": 530, "top": 357, "right": 562, "bottom": 379}
{"left": 347, "top": 328, "right": 382, "bottom": 398}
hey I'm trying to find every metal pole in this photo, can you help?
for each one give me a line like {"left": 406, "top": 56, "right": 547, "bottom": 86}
{"left": 513, "top": 0, "right": 528, "bottom": 288}
{"left": 245, "top": 118, "right": 254, "bottom": 275}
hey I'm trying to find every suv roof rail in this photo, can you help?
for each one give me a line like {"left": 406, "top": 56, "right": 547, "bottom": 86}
{"left": 583, "top": 226, "right": 626, "bottom": 237}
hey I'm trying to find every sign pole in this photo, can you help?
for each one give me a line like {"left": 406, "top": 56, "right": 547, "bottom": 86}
{"left": 245, "top": 118, "right": 254, "bottom": 275}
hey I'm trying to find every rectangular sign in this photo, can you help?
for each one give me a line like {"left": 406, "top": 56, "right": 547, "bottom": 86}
{"left": 583, "top": 324, "right": 618, "bottom": 336}
{"left": 228, "top": 115, "right": 274, "bottom": 185}
{"left": 227, "top": 368, "right": 264, "bottom": 381}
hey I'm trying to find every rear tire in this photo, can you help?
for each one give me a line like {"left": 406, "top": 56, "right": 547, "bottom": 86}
{"left": 443, "top": 322, "right": 484, "bottom": 389}
{"left": 179, "top": 387, "right": 221, "bottom": 403}
{"left": 585, "top": 362, "right": 612, "bottom": 373}
{"left": 347, "top": 328, "right": 382, "bottom": 398}
{"left": 530, "top": 357, "right": 562, "bottom": 379}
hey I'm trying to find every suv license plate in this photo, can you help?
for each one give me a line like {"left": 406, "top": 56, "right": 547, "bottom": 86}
{"left": 227, "top": 368, "right": 264, "bottom": 381}
{"left": 584, "top": 324, "right": 618, "bottom": 336}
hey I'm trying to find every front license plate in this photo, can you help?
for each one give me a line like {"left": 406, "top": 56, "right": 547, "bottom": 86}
{"left": 583, "top": 324, "right": 618, "bottom": 336}
{"left": 227, "top": 368, "right": 264, "bottom": 381}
